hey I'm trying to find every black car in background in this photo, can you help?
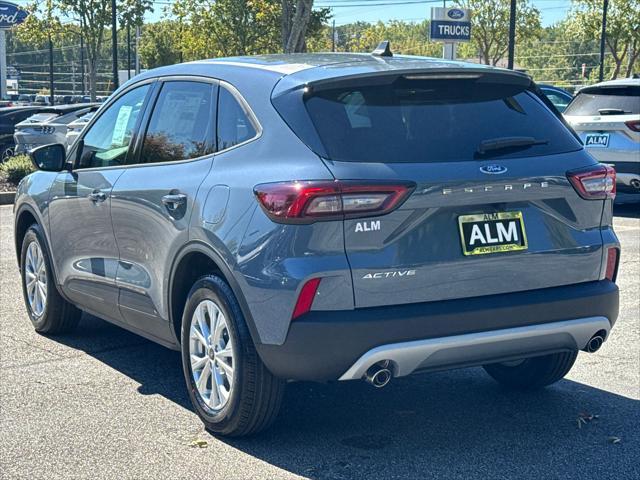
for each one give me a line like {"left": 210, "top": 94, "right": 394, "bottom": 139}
{"left": 1, "top": 107, "right": 46, "bottom": 160}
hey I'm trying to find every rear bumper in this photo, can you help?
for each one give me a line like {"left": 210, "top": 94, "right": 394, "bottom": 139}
{"left": 256, "top": 280, "right": 619, "bottom": 381}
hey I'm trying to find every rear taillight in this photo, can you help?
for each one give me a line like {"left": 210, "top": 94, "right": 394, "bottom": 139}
{"left": 605, "top": 247, "right": 619, "bottom": 282}
{"left": 625, "top": 120, "right": 640, "bottom": 132}
{"left": 254, "top": 180, "right": 415, "bottom": 223}
{"left": 567, "top": 164, "right": 616, "bottom": 200}
{"left": 291, "top": 278, "right": 321, "bottom": 320}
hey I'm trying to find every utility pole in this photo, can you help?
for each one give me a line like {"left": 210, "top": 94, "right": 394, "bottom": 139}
{"left": 599, "top": 0, "right": 608, "bottom": 82}
{"left": 111, "top": 0, "right": 119, "bottom": 91}
{"left": 331, "top": 20, "right": 335, "bottom": 52}
{"left": 48, "top": 35, "right": 55, "bottom": 105}
{"left": 135, "top": 26, "right": 140, "bottom": 75}
{"left": 179, "top": 15, "right": 184, "bottom": 63}
{"left": 0, "top": 31, "right": 6, "bottom": 100}
{"left": 507, "top": 0, "right": 516, "bottom": 69}
{"left": 127, "top": 23, "right": 131, "bottom": 80}
{"left": 71, "top": 62, "right": 75, "bottom": 93}
{"left": 80, "top": 25, "right": 85, "bottom": 95}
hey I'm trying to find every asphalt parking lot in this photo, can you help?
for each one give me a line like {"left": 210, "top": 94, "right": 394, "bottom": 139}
{"left": 0, "top": 203, "right": 638, "bottom": 480}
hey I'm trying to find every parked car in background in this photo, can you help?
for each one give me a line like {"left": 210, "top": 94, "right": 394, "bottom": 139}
{"left": 17, "top": 94, "right": 33, "bottom": 105}
{"left": 13, "top": 104, "right": 98, "bottom": 154}
{"left": 0, "top": 94, "right": 20, "bottom": 108}
{"left": 564, "top": 78, "right": 640, "bottom": 194}
{"left": 33, "top": 95, "right": 51, "bottom": 106}
{"left": 539, "top": 84, "right": 573, "bottom": 112}
{"left": 65, "top": 110, "right": 96, "bottom": 147}
{"left": 1, "top": 106, "right": 53, "bottom": 161}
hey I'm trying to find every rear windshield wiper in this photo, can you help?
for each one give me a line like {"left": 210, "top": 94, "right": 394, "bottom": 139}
{"left": 597, "top": 108, "right": 631, "bottom": 115}
{"left": 477, "top": 136, "right": 549, "bottom": 155}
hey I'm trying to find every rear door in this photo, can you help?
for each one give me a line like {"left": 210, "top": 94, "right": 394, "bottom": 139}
{"left": 110, "top": 78, "right": 217, "bottom": 340}
{"left": 287, "top": 74, "right": 607, "bottom": 308}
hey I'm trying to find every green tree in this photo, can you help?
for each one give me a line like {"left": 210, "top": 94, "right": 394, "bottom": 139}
{"left": 455, "top": 0, "right": 542, "bottom": 66}
{"left": 282, "top": 0, "right": 314, "bottom": 52}
{"left": 568, "top": 0, "right": 640, "bottom": 79}
{"left": 58, "top": 0, "right": 113, "bottom": 100}
{"left": 138, "top": 20, "right": 182, "bottom": 68}
{"left": 118, "top": 1, "right": 153, "bottom": 75}
{"left": 515, "top": 22, "right": 600, "bottom": 90}
{"left": 323, "top": 20, "right": 438, "bottom": 56}
{"left": 172, "top": 0, "right": 281, "bottom": 58}
{"left": 17, "top": 0, "right": 111, "bottom": 100}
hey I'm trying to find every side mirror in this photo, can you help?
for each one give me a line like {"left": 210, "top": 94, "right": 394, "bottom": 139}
{"left": 29, "top": 144, "right": 67, "bottom": 172}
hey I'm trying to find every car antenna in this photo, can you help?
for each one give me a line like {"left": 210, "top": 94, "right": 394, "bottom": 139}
{"left": 372, "top": 40, "right": 393, "bottom": 57}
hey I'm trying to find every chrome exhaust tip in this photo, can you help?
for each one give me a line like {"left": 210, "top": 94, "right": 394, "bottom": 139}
{"left": 630, "top": 179, "right": 640, "bottom": 190}
{"left": 364, "top": 361, "right": 392, "bottom": 388}
{"left": 583, "top": 334, "right": 605, "bottom": 353}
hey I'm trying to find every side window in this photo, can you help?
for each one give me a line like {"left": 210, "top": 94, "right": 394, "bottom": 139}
{"left": 77, "top": 85, "right": 149, "bottom": 169}
{"left": 217, "top": 86, "right": 257, "bottom": 151}
{"left": 139, "top": 81, "right": 215, "bottom": 164}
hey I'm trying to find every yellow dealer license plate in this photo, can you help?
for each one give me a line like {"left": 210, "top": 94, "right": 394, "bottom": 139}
{"left": 458, "top": 212, "right": 528, "bottom": 256}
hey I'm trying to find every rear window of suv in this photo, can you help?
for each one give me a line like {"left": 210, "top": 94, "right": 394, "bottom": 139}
{"left": 564, "top": 85, "right": 640, "bottom": 116}
{"left": 277, "top": 76, "right": 581, "bottom": 163}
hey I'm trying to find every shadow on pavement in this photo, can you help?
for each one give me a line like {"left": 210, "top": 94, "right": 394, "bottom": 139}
{"left": 49, "top": 313, "right": 640, "bottom": 479}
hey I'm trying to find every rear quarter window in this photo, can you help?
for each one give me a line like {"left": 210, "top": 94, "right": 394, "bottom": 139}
{"left": 279, "top": 77, "right": 582, "bottom": 163}
{"left": 564, "top": 86, "right": 640, "bottom": 116}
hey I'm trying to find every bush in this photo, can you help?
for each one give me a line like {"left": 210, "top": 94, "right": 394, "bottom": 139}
{"left": 0, "top": 155, "right": 35, "bottom": 185}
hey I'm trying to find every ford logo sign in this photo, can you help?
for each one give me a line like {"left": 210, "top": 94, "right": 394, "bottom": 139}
{"left": 0, "top": 1, "right": 29, "bottom": 29}
{"left": 447, "top": 8, "right": 465, "bottom": 20}
{"left": 480, "top": 165, "right": 508, "bottom": 175}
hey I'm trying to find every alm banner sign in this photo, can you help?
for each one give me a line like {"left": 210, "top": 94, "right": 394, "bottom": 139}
{"left": 0, "top": 1, "right": 28, "bottom": 29}
{"left": 429, "top": 7, "right": 471, "bottom": 42}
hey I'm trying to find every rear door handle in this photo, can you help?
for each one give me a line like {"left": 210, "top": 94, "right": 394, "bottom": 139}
{"left": 88, "top": 190, "right": 107, "bottom": 203}
{"left": 162, "top": 193, "right": 187, "bottom": 211}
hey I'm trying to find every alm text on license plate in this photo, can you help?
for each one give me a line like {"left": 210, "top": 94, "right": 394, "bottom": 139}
{"left": 584, "top": 133, "right": 610, "bottom": 148}
{"left": 458, "top": 212, "right": 528, "bottom": 256}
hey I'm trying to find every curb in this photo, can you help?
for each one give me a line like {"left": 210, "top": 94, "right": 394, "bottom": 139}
{"left": 0, "top": 191, "right": 16, "bottom": 205}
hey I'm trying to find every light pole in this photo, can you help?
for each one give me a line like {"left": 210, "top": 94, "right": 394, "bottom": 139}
{"left": 507, "top": 0, "right": 516, "bottom": 69}
{"left": 111, "top": 0, "right": 119, "bottom": 91}
{"left": 599, "top": 0, "right": 608, "bottom": 82}
{"left": 80, "top": 22, "right": 85, "bottom": 95}
{"left": 127, "top": 22, "right": 131, "bottom": 80}
{"left": 48, "top": 34, "right": 55, "bottom": 104}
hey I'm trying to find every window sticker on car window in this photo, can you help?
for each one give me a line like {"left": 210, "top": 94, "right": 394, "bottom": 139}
{"left": 112, "top": 105, "right": 133, "bottom": 146}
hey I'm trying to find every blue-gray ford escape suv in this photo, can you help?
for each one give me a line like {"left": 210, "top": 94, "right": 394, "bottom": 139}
{"left": 14, "top": 52, "right": 620, "bottom": 437}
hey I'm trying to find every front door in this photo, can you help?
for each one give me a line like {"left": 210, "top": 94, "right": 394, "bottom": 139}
{"left": 110, "top": 79, "right": 217, "bottom": 340}
{"left": 48, "top": 83, "right": 152, "bottom": 321}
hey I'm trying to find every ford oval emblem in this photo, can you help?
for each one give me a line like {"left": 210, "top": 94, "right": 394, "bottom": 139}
{"left": 448, "top": 8, "right": 465, "bottom": 19}
{"left": 480, "top": 165, "right": 508, "bottom": 175}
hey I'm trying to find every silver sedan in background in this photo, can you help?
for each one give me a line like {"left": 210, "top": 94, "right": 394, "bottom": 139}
{"left": 65, "top": 111, "right": 95, "bottom": 148}
{"left": 13, "top": 104, "right": 98, "bottom": 154}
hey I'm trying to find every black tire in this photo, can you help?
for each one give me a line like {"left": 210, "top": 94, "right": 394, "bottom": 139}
{"left": 20, "top": 224, "right": 81, "bottom": 334}
{"left": 483, "top": 350, "right": 579, "bottom": 390}
{"left": 181, "top": 275, "right": 285, "bottom": 437}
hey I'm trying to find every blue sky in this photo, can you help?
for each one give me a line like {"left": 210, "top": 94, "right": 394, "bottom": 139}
{"left": 319, "top": 0, "right": 572, "bottom": 27}
{"left": 12, "top": 0, "right": 572, "bottom": 28}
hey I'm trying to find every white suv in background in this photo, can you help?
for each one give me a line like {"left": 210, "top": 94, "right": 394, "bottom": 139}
{"left": 564, "top": 78, "right": 640, "bottom": 195}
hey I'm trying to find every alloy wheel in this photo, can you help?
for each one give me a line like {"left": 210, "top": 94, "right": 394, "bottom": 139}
{"left": 189, "top": 299, "right": 235, "bottom": 411}
{"left": 24, "top": 241, "right": 47, "bottom": 317}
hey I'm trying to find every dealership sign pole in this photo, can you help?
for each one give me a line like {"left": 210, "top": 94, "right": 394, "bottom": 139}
{"left": 0, "top": 1, "right": 28, "bottom": 98}
{"left": 429, "top": 7, "right": 471, "bottom": 61}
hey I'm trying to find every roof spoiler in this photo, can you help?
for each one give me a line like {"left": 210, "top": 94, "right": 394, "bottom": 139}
{"left": 294, "top": 68, "right": 533, "bottom": 95}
